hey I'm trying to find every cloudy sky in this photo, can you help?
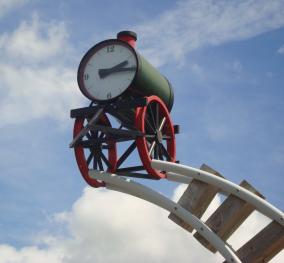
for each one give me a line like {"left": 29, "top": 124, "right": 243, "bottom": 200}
{"left": 0, "top": 0, "right": 284, "bottom": 262}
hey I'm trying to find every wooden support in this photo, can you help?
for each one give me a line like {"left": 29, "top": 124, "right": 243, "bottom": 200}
{"left": 194, "top": 180, "right": 264, "bottom": 253}
{"left": 168, "top": 164, "right": 223, "bottom": 232}
{"left": 224, "top": 221, "right": 284, "bottom": 263}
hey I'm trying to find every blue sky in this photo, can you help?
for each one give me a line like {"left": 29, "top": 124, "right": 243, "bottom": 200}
{"left": 0, "top": 0, "right": 284, "bottom": 262}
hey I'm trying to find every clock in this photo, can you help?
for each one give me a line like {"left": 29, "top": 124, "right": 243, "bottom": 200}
{"left": 77, "top": 39, "right": 138, "bottom": 102}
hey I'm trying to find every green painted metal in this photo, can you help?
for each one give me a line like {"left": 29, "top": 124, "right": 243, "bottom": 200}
{"left": 133, "top": 53, "right": 174, "bottom": 112}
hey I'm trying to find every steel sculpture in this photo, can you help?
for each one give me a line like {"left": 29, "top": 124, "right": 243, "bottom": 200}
{"left": 70, "top": 31, "right": 284, "bottom": 262}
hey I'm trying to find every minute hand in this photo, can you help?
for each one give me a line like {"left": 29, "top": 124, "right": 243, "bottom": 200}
{"left": 99, "top": 66, "right": 136, "bottom": 78}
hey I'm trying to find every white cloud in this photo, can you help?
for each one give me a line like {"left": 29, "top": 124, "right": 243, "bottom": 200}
{"left": 278, "top": 44, "right": 284, "bottom": 55}
{"left": 0, "top": 0, "right": 28, "bottom": 17}
{"left": 135, "top": 0, "right": 284, "bottom": 66}
{"left": 0, "top": 14, "right": 69, "bottom": 62}
{"left": 0, "top": 185, "right": 283, "bottom": 263}
{"left": 0, "top": 63, "right": 82, "bottom": 127}
{"left": 0, "top": 245, "right": 62, "bottom": 263}
{"left": 0, "top": 15, "right": 82, "bottom": 127}
{"left": 0, "top": 186, "right": 222, "bottom": 263}
{"left": 1, "top": 0, "right": 284, "bottom": 127}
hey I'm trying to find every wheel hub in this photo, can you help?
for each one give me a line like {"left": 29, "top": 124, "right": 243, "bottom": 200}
{"left": 156, "top": 130, "right": 163, "bottom": 143}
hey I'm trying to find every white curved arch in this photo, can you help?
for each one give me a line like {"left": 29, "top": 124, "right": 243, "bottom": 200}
{"left": 89, "top": 170, "right": 241, "bottom": 263}
{"left": 151, "top": 160, "right": 284, "bottom": 227}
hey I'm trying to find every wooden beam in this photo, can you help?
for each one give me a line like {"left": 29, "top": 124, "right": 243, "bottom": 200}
{"left": 194, "top": 180, "right": 264, "bottom": 253}
{"left": 224, "top": 221, "right": 284, "bottom": 263}
{"left": 168, "top": 164, "right": 223, "bottom": 232}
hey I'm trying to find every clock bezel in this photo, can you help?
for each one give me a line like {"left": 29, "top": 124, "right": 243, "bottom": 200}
{"left": 77, "top": 39, "right": 139, "bottom": 102}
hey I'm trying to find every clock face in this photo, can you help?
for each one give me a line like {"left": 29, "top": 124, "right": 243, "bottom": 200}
{"left": 78, "top": 40, "right": 138, "bottom": 101}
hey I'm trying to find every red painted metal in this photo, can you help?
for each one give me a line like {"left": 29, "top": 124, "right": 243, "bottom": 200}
{"left": 73, "top": 114, "right": 117, "bottom": 188}
{"left": 117, "top": 31, "right": 137, "bottom": 48}
{"left": 73, "top": 31, "right": 178, "bottom": 183}
{"left": 135, "top": 96, "right": 176, "bottom": 179}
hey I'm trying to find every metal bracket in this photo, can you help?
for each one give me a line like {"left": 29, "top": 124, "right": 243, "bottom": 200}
{"left": 69, "top": 107, "right": 104, "bottom": 148}
{"left": 174, "top": 125, "right": 180, "bottom": 134}
{"left": 70, "top": 97, "right": 147, "bottom": 119}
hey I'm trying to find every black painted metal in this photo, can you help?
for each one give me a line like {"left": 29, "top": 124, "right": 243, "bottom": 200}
{"left": 71, "top": 95, "right": 178, "bottom": 178}
{"left": 117, "top": 141, "right": 137, "bottom": 168}
{"left": 89, "top": 125, "right": 143, "bottom": 138}
{"left": 70, "top": 108, "right": 104, "bottom": 148}
{"left": 116, "top": 165, "right": 145, "bottom": 172}
{"left": 70, "top": 97, "right": 147, "bottom": 119}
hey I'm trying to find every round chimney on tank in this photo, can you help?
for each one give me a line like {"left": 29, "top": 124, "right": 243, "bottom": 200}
{"left": 117, "top": 31, "right": 137, "bottom": 48}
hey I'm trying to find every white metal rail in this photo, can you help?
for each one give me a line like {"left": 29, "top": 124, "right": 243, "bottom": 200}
{"left": 152, "top": 160, "right": 284, "bottom": 227}
{"left": 89, "top": 161, "right": 284, "bottom": 262}
{"left": 89, "top": 170, "right": 241, "bottom": 263}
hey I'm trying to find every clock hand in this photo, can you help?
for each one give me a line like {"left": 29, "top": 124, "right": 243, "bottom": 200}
{"left": 112, "top": 60, "right": 128, "bottom": 69}
{"left": 111, "top": 67, "right": 136, "bottom": 73}
{"left": 98, "top": 60, "right": 129, "bottom": 78}
{"left": 99, "top": 66, "right": 136, "bottom": 79}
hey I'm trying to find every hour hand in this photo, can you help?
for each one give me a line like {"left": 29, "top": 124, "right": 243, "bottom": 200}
{"left": 99, "top": 60, "right": 128, "bottom": 78}
{"left": 98, "top": 60, "right": 135, "bottom": 78}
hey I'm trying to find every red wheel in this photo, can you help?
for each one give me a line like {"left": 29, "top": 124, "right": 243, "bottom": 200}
{"left": 73, "top": 113, "right": 117, "bottom": 187}
{"left": 135, "top": 96, "right": 176, "bottom": 179}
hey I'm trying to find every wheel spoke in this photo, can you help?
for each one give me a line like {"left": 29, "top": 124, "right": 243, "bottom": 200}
{"left": 98, "top": 131, "right": 105, "bottom": 139}
{"left": 155, "top": 102, "right": 160, "bottom": 129}
{"left": 160, "top": 143, "right": 171, "bottom": 160}
{"left": 158, "top": 117, "right": 166, "bottom": 131}
{"left": 93, "top": 154, "right": 98, "bottom": 170}
{"left": 101, "top": 151, "right": 111, "bottom": 168}
{"left": 154, "top": 143, "right": 159, "bottom": 159}
{"left": 148, "top": 141, "right": 156, "bottom": 156}
{"left": 87, "top": 150, "right": 94, "bottom": 165}
{"left": 97, "top": 153, "right": 104, "bottom": 170}
{"left": 89, "top": 131, "right": 98, "bottom": 140}
{"left": 158, "top": 144, "right": 164, "bottom": 160}
{"left": 145, "top": 115, "right": 156, "bottom": 133}
{"left": 86, "top": 132, "right": 92, "bottom": 140}
{"left": 148, "top": 103, "right": 157, "bottom": 130}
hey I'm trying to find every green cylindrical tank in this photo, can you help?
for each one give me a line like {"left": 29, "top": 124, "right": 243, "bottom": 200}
{"left": 117, "top": 31, "right": 174, "bottom": 112}
{"left": 132, "top": 54, "right": 174, "bottom": 111}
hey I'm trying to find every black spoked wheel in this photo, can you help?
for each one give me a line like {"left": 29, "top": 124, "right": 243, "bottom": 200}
{"left": 73, "top": 113, "right": 117, "bottom": 187}
{"left": 135, "top": 96, "right": 176, "bottom": 179}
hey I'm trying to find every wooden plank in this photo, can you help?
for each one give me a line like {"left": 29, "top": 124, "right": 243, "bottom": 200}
{"left": 224, "top": 221, "right": 284, "bottom": 263}
{"left": 194, "top": 180, "right": 264, "bottom": 253}
{"left": 168, "top": 164, "right": 223, "bottom": 232}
